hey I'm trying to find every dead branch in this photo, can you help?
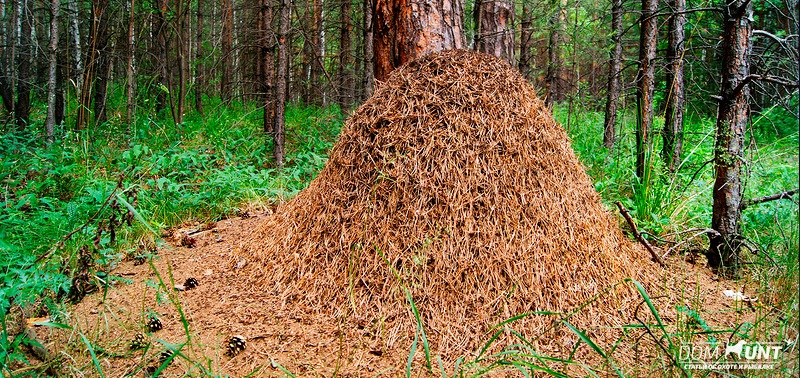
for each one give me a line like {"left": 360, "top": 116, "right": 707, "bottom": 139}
{"left": 615, "top": 201, "right": 665, "bottom": 266}
{"left": 740, "top": 188, "right": 798, "bottom": 210}
{"left": 663, "top": 228, "right": 719, "bottom": 260}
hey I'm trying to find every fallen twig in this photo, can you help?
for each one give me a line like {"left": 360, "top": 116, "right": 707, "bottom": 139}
{"left": 615, "top": 202, "right": 665, "bottom": 266}
{"left": 662, "top": 228, "right": 719, "bottom": 260}
{"left": 740, "top": 188, "right": 798, "bottom": 210}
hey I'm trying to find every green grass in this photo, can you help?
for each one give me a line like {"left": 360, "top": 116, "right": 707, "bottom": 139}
{"left": 1, "top": 99, "right": 797, "bottom": 376}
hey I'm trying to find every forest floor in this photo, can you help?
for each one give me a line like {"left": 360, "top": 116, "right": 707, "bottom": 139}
{"left": 31, "top": 209, "right": 790, "bottom": 377}
{"left": 2, "top": 101, "right": 796, "bottom": 377}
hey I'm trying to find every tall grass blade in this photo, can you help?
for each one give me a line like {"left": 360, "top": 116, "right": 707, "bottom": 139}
{"left": 79, "top": 333, "right": 106, "bottom": 378}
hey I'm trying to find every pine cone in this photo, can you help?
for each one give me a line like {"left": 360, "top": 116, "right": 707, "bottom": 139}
{"left": 147, "top": 316, "right": 163, "bottom": 332}
{"left": 130, "top": 333, "right": 148, "bottom": 350}
{"left": 159, "top": 349, "right": 174, "bottom": 363}
{"left": 226, "top": 335, "right": 246, "bottom": 356}
{"left": 184, "top": 277, "right": 199, "bottom": 289}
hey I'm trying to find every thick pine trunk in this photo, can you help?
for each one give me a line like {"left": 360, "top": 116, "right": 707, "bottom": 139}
{"left": 603, "top": 0, "right": 623, "bottom": 149}
{"left": 662, "top": 0, "right": 686, "bottom": 172}
{"left": 473, "top": 0, "right": 514, "bottom": 64}
{"left": 373, "top": 0, "right": 465, "bottom": 81}
{"left": 635, "top": 0, "right": 657, "bottom": 179}
{"left": 708, "top": 0, "right": 753, "bottom": 273}
{"left": 45, "top": 0, "right": 60, "bottom": 142}
{"left": 273, "top": 0, "right": 290, "bottom": 168}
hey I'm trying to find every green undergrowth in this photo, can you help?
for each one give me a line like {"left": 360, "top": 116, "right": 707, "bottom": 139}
{"left": 0, "top": 102, "right": 342, "bottom": 372}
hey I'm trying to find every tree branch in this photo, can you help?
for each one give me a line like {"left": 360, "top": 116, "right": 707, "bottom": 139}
{"left": 615, "top": 201, "right": 666, "bottom": 266}
{"left": 731, "top": 74, "right": 799, "bottom": 97}
{"left": 741, "top": 188, "right": 798, "bottom": 210}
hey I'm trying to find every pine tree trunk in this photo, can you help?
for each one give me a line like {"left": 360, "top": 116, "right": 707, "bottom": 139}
{"left": 273, "top": 0, "right": 290, "bottom": 168}
{"left": 0, "top": 0, "right": 13, "bottom": 113}
{"left": 153, "top": 0, "right": 167, "bottom": 113}
{"left": 261, "top": 0, "right": 274, "bottom": 136}
{"left": 45, "top": 0, "right": 60, "bottom": 143}
{"left": 473, "top": 0, "right": 514, "bottom": 63}
{"left": 635, "top": 0, "right": 657, "bottom": 179}
{"left": 67, "top": 0, "right": 82, "bottom": 97}
{"left": 15, "top": 0, "right": 32, "bottom": 130}
{"left": 603, "top": 0, "right": 623, "bottom": 149}
{"left": 338, "top": 0, "right": 352, "bottom": 109}
{"left": 362, "top": 0, "right": 374, "bottom": 98}
{"left": 310, "top": 0, "right": 323, "bottom": 105}
{"left": 195, "top": 0, "right": 204, "bottom": 114}
{"left": 176, "top": 0, "right": 189, "bottom": 124}
{"left": 221, "top": 0, "right": 233, "bottom": 104}
{"left": 544, "top": 2, "right": 561, "bottom": 110}
{"left": 662, "top": 0, "right": 685, "bottom": 172}
{"left": 91, "top": 0, "right": 110, "bottom": 126}
{"left": 709, "top": 0, "right": 753, "bottom": 274}
{"left": 518, "top": 3, "right": 532, "bottom": 80}
{"left": 125, "top": 0, "right": 136, "bottom": 124}
{"left": 373, "top": 0, "right": 465, "bottom": 81}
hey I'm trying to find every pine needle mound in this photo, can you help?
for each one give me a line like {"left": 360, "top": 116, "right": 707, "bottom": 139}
{"left": 246, "top": 50, "right": 659, "bottom": 359}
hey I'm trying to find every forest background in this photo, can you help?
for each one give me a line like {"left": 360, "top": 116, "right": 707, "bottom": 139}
{"left": 0, "top": 0, "right": 798, "bottom": 373}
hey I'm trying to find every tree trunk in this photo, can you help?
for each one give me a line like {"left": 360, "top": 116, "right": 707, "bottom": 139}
{"left": 45, "top": 0, "right": 60, "bottom": 143}
{"left": 125, "top": 0, "right": 136, "bottom": 124}
{"left": 221, "top": 0, "right": 233, "bottom": 104}
{"left": 15, "top": 0, "right": 32, "bottom": 131}
{"left": 544, "top": 1, "right": 562, "bottom": 110}
{"left": 473, "top": 0, "right": 514, "bottom": 64}
{"left": 273, "top": 0, "right": 290, "bottom": 168}
{"left": 261, "top": 0, "right": 274, "bottom": 136}
{"left": 175, "top": 0, "right": 189, "bottom": 124}
{"left": 603, "top": 0, "right": 623, "bottom": 149}
{"left": 91, "top": 0, "right": 110, "bottom": 126}
{"left": 338, "top": 0, "right": 352, "bottom": 109}
{"left": 708, "top": 0, "right": 753, "bottom": 273}
{"left": 195, "top": 0, "right": 204, "bottom": 114}
{"left": 362, "top": 0, "right": 374, "bottom": 98}
{"left": 518, "top": 2, "right": 532, "bottom": 79}
{"left": 310, "top": 0, "right": 323, "bottom": 105}
{"left": 373, "top": 0, "right": 466, "bottom": 81}
{"left": 635, "top": 0, "right": 657, "bottom": 179}
{"left": 0, "top": 0, "right": 13, "bottom": 113}
{"left": 662, "top": 0, "right": 685, "bottom": 172}
{"left": 67, "top": 0, "right": 82, "bottom": 97}
{"left": 153, "top": 0, "right": 167, "bottom": 114}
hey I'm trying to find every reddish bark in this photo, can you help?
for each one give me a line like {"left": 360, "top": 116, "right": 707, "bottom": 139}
{"left": 473, "top": 0, "right": 514, "bottom": 63}
{"left": 373, "top": 0, "right": 465, "bottom": 81}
